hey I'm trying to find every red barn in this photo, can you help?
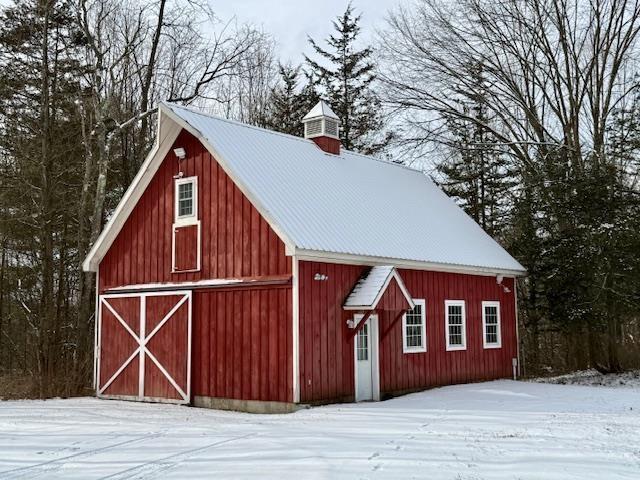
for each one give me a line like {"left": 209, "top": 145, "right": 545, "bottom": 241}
{"left": 83, "top": 101, "right": 525, "bottom": 413}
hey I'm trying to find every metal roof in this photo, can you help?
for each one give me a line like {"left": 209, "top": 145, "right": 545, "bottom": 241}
{"left": 343, "top": 266, "right": 415, "bottom": 310}
{"left": 164, "top": 103, "right": 525, "bottom": 274}
{"left": 302, "top": 100, "right": 339, "bottom": 120}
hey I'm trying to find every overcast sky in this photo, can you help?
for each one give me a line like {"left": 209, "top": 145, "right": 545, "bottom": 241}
{"left": 209, "top": 0, "right": 398, "bottom": 63}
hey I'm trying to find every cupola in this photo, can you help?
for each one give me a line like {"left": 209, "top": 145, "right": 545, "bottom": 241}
{"left": 302, "top": 101, "right": 341, "bottom": 155}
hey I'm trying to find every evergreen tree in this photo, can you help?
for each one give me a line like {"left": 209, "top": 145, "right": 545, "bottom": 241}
{"left": 305, "top": 3, "right": 390, "bottom": 154}
{"left": 436, "top": 64, "right": 515, "bottom": 238}
{"left": 263, "top": 64, "right": 319, "bottom": 137}
{"left": 0, "top": 0, "right": 87, "bottom": 395}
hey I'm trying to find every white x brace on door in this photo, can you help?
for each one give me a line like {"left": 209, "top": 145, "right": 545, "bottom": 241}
{"left": 96, "top": 290, "right": 192, "bottom": 404}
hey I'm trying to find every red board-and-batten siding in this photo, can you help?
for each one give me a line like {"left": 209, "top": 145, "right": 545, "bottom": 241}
{"left": 98, "top": 130, "right": 293, "bottom": 403}
{"left": 298, "top": 261, "right": 517, "bottom": 404}
{"left": 97, "top": 128, "right": 517, "bottom": 407}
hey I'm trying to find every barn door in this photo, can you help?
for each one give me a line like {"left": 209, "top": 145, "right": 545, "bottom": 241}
{"left": 97, "top": 291, "right": 192, "bottom": 404}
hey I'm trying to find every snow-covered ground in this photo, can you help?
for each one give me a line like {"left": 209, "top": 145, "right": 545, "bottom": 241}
{"left": 534, "top": 368, "right": 640, "bottom": 389}
{"left": 1, "top": 380, "right": 639, "bottom": 479}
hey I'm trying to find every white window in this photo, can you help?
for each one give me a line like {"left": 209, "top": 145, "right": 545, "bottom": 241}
{"left": 402, "top": 299, "right": 426, "bottom": 353}
{"left": 174, "top": 177, "right": 197, "bottom": 224}
{"left": 356, "top": 322, "right": 369, "bottom": 361}
{"left": 482, "top": 301, "right": 502, "bottom": 348}
{"left": 445, "top": 300, "right": 466, "bottom": 351}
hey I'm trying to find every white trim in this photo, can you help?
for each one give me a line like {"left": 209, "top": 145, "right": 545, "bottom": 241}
{"left": 84, "top": 105, "right": 525, "bottom": 277}
{"left": 107, "top": 278, "right": 244, "bottom": 292}
{"left": 402, "top": 298, "right": 427, "bottom": 354}
{"left": 174, "top": 176, "right": 198, "bottom": 226}
{"left": 83, "top": 114, "right": 181, "bottom": 271}
{"left": 145, "top": 348, "right": 187, "bottom": 400}
{"left": 296, "top": 250, "right": 526, "bottom": 278}
{"left": 481, "top": 301, "right": 502, "bottom": 349}
{"left": 99, "top": 349, "right": 140, "bottom": 395}
{"left": 171, "top": 221, "right": 201, "bottom": 273}
{"left": 96, "top": 290, "right": 192, "bottom": 404}
{"left": 138, "top": 294, "right": 146, "bottom": 398}
{"left": 445, "top": 300, "right": 467, "bottom": 351}
{"left": 353, "top": 314, "right": 380, "bottom": 402}
{"left": 93, "top": 268, "right": 100, "bottom": 390}
{"left": 292, "top": 255, "right": 300, "bottom": 403}
{"left": 144, "top": 294, "right": 190, "bottom": 343}
{"left": 160, "top": 104, "right": 297, "bottom": 254}
{"left": 343, "top": 267, "right": 415, "bottom": 310}
{"left": 514, "top": 281, "right": 521, "bottom": 377}
{"left": 101, "top": 298, "right": 139, "bottom": 341}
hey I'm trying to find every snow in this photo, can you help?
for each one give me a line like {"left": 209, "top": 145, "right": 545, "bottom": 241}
{"left": 1, "top": 380, "right": 639, "bottom": 479}
{"left": 106, "top": 278, "right": 243, "bottom": 291}
{"left": 534, "top": 368, "right": 640, "bottom": 389}
{"left": 162, "top": 103, "right": 525, "bottom": 274}
{"left": 344, "top": 266, "right": 395, "bottom": 309}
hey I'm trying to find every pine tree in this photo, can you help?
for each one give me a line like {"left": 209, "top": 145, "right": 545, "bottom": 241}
{"left": 263, "top": 64, "right": 319, "bottom": 137}
{"left": 436, "top": 64, "right": 514, "bottom": 237}
{"left": 0, "top": 0, "right": 87, "bottom": 395}
{"left": 305, "top": 3, "right": 390, "bottom": 154}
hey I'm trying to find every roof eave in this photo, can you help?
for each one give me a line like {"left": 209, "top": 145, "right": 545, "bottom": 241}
{"left": 294, "top": 248, "right": 527, "bottom": 278}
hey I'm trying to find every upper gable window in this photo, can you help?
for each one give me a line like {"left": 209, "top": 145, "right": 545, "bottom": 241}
{"left": 175, "top": 177, "right": 198, "bottom": 224}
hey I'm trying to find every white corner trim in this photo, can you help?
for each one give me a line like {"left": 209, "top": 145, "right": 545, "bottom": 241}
{"left": 482, "top": 300, "right": 502, "bottom": 349}
{"left": 292, "top": 255, "right": 300, "bottom": 403}
{"left": 445, "top": 299, "right": 467, "bottom": 352}
{"left": 402, "top": 298, "right": 427, "bottom": 354}
{"left": 514, "top": 280, "right": 521, "bottom": 377}
{"left": 94, "top": 268, "right": 101, "bottom": 392}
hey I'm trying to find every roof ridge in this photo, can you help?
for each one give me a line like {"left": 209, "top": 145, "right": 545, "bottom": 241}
{"left": 163, "top": 102, "right": 423, "bottom": 175}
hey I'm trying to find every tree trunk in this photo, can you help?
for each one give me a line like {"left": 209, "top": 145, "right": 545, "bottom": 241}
{"left": 38, "top": 0, "right": 54, "bottom": 398}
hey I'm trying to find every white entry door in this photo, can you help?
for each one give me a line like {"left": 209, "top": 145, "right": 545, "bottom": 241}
{"left": 354, "top": 315, "right": 379, "bottom": 402}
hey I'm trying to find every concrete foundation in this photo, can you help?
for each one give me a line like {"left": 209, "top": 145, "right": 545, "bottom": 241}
{"left": 192, "top": 396, "right": 305, "bottom": 414}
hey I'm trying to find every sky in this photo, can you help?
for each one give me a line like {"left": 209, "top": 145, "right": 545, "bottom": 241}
{"left": 209, "top": 0, "right": 399, "bottom": 63}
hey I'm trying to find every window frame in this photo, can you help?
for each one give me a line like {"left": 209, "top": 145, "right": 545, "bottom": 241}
{"left": 174, "top": 176, "right": 198, "bottom": 225}
{"left": 402, "top": 298, "right": 427, "bottom": 354}
{"left": 482, "top": 301, "right": 502, "bottom": 349}
{"left": 445, "top": 300, "right": 467, "bottom": 351}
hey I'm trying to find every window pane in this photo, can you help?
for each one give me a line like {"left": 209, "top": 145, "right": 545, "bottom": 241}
{"left": 357, "top": 323, "right": 368, "bottom": 361}
{"left": 484, "top": 304, "right": 499, "bottom": 345}
{"left": 404, "top": 302, "right": 425, "bottom": 351}
{"left": 178, "top": 182, "right": 194, "bottom": 217}
{"left": 448, "top": 304, "right": 464, "bottom": 346}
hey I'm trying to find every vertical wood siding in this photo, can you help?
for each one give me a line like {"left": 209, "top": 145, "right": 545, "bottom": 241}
{"left": 173, "top": 224, "right": 199, "bottom": 272}
{"left": 298, "top": 260, "right": 517, "bottom": 403}
{"left": 99, "top": 129, "right": 291, "bottom": 292}
{"left": 298, "top": 261, "right": 364, "bottom": 403}
{"left": 99, "top": 296, "right": 140, "bottom": 397}
{"left": 98, "top": 130, "right": 293, "bottom": 404}
{"left": 99, "top": 293, "right": 190, "bottom": 401}
{"left": 191, "top": 286, "right": 292, "bottom": 403}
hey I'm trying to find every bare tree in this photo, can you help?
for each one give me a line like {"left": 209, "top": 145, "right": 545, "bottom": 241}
{"left": 380, "top": 0, "right": 640, "bottom": 167}
{"left": 379, "top": 0, "right": 640, "bottom": 373}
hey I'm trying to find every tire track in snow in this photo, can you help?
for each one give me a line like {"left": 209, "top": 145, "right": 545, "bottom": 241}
{"left": 98, "top": 432, "right": 255, "bottom": 480}
{"left": 0, "top": 432, "right": 163, "bottom": 479}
